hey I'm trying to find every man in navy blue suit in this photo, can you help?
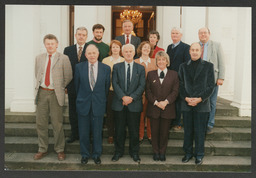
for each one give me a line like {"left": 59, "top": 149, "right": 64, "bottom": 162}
{"left": 64, "top": 27, "right": 88, "bottom": 143}
{"left": 166, "top": 27, "right": 190, "bottom": 131}
{"left": 74, "top": 44, "right": 111, "bottom": 164}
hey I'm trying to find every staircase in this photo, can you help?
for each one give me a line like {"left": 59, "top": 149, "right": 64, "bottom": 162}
{"left": 4, "top": 97, "right": 251, "bottom": 172}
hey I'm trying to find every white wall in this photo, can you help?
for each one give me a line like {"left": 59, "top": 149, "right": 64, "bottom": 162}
{"left": 5, "top": 5, "right": 69, "bottom": 112}
{"left": 74, "top": 5, "right": 111, "bottom": 45}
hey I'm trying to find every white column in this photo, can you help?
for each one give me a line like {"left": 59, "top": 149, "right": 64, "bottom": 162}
{"left": 6, "top": 5, "right": 69, "bottom": 112}
{"left": 74, "top": 5, "right": 111, "bottom": 45}
{"left": 230, "top": 8, "right": 251, "bottom": 116}
{"left": 8, "top": 5, "right": 40, "bottom": 112}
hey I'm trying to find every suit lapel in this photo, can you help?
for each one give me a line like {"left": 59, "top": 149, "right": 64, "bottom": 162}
{"left": 94, "top": 62, "right": 102, "bottom": 89}
{"left": 52, "top": 52, "right": 60, "bottom": 69}
{"left": 84, "top": 62, "right": 91, "bottom": 91}
{"left": 207, "top": 40, "right": 213, "bottom": 61}
{"left": 162, "top": 70, "right": 170, "bottom": 86}
{"left": 40, "top": 54, "right": 47, "bottom": 73}
{"left": 72, "top": 45, "right": 79, "bottom": 62}
{"left": 173, "top": 42, "right": 181, "bottom": 60}
{"left": 186, "top": 60, "right": 195, "bottom": 81}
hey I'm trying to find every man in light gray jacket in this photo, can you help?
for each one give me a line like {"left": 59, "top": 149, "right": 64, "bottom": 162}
{"left": 198, "top": 27, "right": 225, "bottom": 134}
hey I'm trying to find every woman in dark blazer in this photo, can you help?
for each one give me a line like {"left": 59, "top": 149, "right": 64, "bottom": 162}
{"left": 146, "top": 51, "right": 179, "bottom": 161}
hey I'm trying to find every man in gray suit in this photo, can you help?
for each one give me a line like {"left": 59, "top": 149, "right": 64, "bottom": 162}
{"left": 198, "top": 27, "right": 225, "bottom": 134}
{"left": 111, "top": 44, "right": 145, "bottom": 163}
{"left": 34, "top": 34, "right": 72, "bottom": 161}
{"left": 115, "top": 20, "right": 141, "bottom": 57}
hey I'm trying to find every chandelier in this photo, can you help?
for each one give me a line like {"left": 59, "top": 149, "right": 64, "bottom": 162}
{"left": 120, "top": 10, "right": 142, "bottom": 25}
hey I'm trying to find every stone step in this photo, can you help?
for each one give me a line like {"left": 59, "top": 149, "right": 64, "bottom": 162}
{"left": 4, "top": 153, "right": 250, "bottom": 172}
{"left": 5, "top": 123, "right": 251, "bottom": 141}
{"left": 4, "top": 109, "right": 251, "bottom": 128}
{"left": 5, "top": 137, "right": 251, "bottom": 156}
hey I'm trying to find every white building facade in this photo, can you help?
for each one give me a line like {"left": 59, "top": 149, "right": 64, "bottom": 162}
{"left": 5, "top": 5, "right": 251, "bottom": 116}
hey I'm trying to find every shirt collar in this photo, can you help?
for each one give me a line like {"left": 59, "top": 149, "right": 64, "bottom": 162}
{"left": 125, "top": 60, "right": 134, "bottom": 66}
{"left": 47, "top": 52, "right": 56, "bottom": 58}
{"left": 173, "top": 41, "right": 181, "bottom": 47}
{"left": 139, "top": 57, "right": 151, "bottom": 64}
{"left": 157, "top": 68, "right": 167, "bottom": 76}
{"left": 76, "top": 43, "right": 85, "bottom": 50}
{"left": 199, "top": 41, "right": 209, "bottom": 47}
{"left": 89, "top": 61, "right": 98, "bottom": 67}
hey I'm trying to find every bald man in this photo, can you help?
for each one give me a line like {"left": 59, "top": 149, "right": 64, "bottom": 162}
{"left": 74, "top": 44, "right": 111, "bottom": 165}
{"left": 179, "top": 42, "right": 215, "bottom": 165}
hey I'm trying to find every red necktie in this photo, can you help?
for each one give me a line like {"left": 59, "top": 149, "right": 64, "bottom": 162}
{"left": 201, "top": 44, "right": 204, "bottom": 59}
{"left": 126, "top": 35, "right": 129, "bottom": 44}
{"left": 45, "top": 55, "right": 52, "bottom": 87}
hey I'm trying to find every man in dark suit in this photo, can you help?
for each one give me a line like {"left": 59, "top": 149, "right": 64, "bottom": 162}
{"left": 115, "top": 20, "right": 141, "bottom": 57}
{"left": 166, "top": 27, "right": 190, "bottom": 131}
{"left": 64, "top": 27, "right": 88, "bottom": 143}
{"left": 111, "top": 44, "right": 145, "bottom": 163}
{"left": 179, "top": 42, "right": 215, "bottom": 165}
{"left": 74, "top": 44, "right": 111, "bottom": 165}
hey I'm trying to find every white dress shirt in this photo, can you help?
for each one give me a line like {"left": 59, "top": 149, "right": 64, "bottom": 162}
{"left": 125, "top": 61, "right": 134, "bottom": 90}
{"left": 157, "top": 68, "right": 168, "bottom": 84}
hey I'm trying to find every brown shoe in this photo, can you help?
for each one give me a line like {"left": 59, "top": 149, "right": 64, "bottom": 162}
{"left": 33, "top": 152, "right": 48, "bottom": 160}
{"left": 57, "top": 152, "right": 65, "bottom": 161}
{"left": 173, "top": 125, "right": 182, "bottom": 131}
{"left": 108, "top": 136, "right": 114, "bottom": 144}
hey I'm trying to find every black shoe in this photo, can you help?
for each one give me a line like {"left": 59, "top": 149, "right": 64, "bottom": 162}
{"left": 148, "top": 138, "right": 152, "bottom": 145}
{"left": 195, "top": 158, "right": 203, "bottom": 165}
{"left": 111, "top": 154, "right": 122, "bottom": 162}
{"left": 81, "top": 157, "right": 88, "bottom": 164}
{"left": 93, "top": 157, "right": 101, "bottom": 164}
{"left": 182, "top": 155, "right": 193, "bottom": 163}
{"left": 66, "top": 136, "right": 79, "bottom": 143}
{"left": 159, "top": 154, "right": 166, "bottom": 161}
{"left": 131, "top": 154, "right": 141, "bottom": 163}
{"left": 153, "top": 154, "right": 159, "bottom": 161}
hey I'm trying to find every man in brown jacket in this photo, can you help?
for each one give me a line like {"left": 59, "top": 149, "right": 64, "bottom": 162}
{"left": 34, "top": 34, "right": 72, "bottom": 161}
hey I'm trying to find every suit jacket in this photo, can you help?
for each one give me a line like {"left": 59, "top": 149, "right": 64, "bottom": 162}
{"left": 63, "top": 44, "right": 88, "bottom": 94}
{"left": 112, "top": 62, "right": 145, "bottom": 112}
{"left": 74, "top": 61, "right": 111, "bottom": 117}
{"left": 205, "top": 40, "right": 225, "bottom": 83}
{"left": 115, "top": 35, "right": 141, "bottom": 51}
{"left": 178, "top": 59, "right": 215, "bottom": 112}
{"left": 34, "top": 52, "right": 72, "bottom": 106}
{"left": 166, "top": 41, "right": 190, "bottom": 72}
{"left": 146, "top": 70, "right": 179, "bottom": 119}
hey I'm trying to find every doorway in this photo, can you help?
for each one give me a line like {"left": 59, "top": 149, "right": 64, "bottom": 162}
{"left": 111, "top": 6, "right": 156, "bottom": 41}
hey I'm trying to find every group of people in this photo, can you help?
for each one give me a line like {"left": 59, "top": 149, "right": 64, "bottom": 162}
{"left": 33, "top": 19, "right": 225, "bottom": 166}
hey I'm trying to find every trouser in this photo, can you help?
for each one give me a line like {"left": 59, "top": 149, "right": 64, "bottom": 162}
{"left": 171, "top": 96, "right": 182, "bottom": 126}
{"left": 67, "top": 92, "right": 79, "bottom": 138}
{"left": 78, "top": 108, "right": 104, "bottom": 159}
{"left": 183, "top": 110, "right": 208, "bottom": 159}
{"left": 139, "top": 99, "right": 151, "bottom": 139}
{"left": 150, "top": 117, "right": 171, "bottom": 155}
{"left": 208, "top": 85, "right": 219, "bottom": 128}
{"left": 114, "top": 107, "right": 140, "bottom": 156}
{"left": 106, "top": 91, "right": 115, "bottom": 137}
{"left": 36, "top": 88, "right": 65, "bottom": 153}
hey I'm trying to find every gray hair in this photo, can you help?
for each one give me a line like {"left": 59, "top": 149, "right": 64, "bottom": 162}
{"left": 155, "top": 51, "right": 170, "bottom": 67}
{"left": 76, "top": 26, "right": 88, "bottom": 34}
{"left": 122, "top": 20, "right": 133, "bottom": 26}
{"left": 171, "top": 27, "right": 183, "bottom": 34}
{"left": 122, "top": 44, "right": 135, "bottom": 53}
{"left": 190, "top": 42, "right": 202, "bottom": 51}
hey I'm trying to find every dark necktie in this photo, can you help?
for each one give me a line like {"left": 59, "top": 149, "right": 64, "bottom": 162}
{"left": 160, "top": 71, "right": 165, "bottom": 79}
{"left": 45, "top": 55, "right": 52, "bottom": 87}
{"left": 127, "top": 63, "right": 130, "bottom": 91}
{"left": 126, "top": 35, "right": 129, "bottom": 44}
